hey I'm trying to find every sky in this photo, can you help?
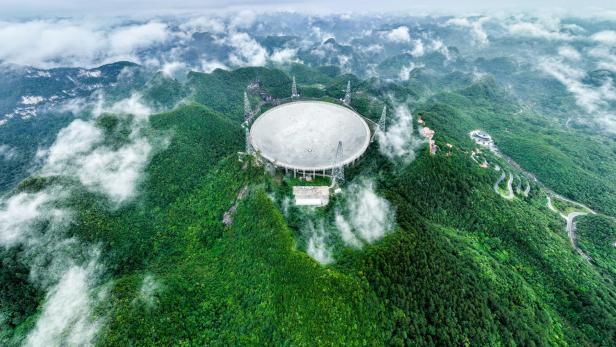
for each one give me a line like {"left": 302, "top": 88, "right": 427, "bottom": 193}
{"left": 2, "top": 0, "right": 616, "bottom": 18}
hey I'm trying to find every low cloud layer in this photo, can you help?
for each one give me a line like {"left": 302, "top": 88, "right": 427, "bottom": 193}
{"left": 445, "top": 17, "right": 489, "bottom": 45}
{"left": 539, "top": 56, "right": 616, "bottom": 132}
{"left": 305, "top": 220, "right": 334, "bottom": 265}
{"left": 0, "top": 144, "right": 18, "bottom": 161}
{"left": 303, "top": 179, "right": 395, "bottom": 264}
{"left": 0, "top": 92, "right": 162, "bottom": 344}
{"left": 25, "top": 260, "right": 105, "bottom": 347}
{"left": 39, "top": 94, "right": 162, "bottom": 204}
{"left": 377, "top": 104, "right": 426, "bottom": 164}
{"left": 335, "top": 179, "right": 395, "bottom": 248}
{"left": 0, "top": 19, "right": 171, "bottom": 68}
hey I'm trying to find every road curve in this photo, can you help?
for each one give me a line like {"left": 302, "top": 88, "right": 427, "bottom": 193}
{"left": 494, "top": 172, "right": 514, "bottom": 200}
{"left": 566, "top": 212, "right": 591, "bottom": 261}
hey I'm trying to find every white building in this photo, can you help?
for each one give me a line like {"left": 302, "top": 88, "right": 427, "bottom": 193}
{"left": 293, "top": 186, "right": 330, "bottom": 206}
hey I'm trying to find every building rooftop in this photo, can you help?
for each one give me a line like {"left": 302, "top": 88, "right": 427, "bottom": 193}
{"left": 292, "top": 186, "right": 330, "bottom": 206}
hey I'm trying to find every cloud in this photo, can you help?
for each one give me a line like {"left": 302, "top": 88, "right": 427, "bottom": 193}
{"left": 385, "top": 26, "right": 411, "bottom": 43}
{"left": 39, "top": 93, "right": 163, "bottom": 205}
{"left": 539, "top": 56, "right": 616, "bottom": 133}
{"left": 25, "top": 261, "right": 105, "bottom": 347}
{"left": 377, "top": 104, "right": 426, "bottom": 164}
{"left": 398, "top": 62, "right": 418, "bottom": 80}
{"left": 135, "top": 274, "right": 160, "bottom": 308}
{"left": 505, "top": 17, "right": 576, "bottom": 41}
{"left": 558, "top": 45, "right": 581, "bottom": 61}
{"left": 178, "top": 16, "right": 225, "bottom": 34}
{"left": 224, "top": 31, "right": 269, "bottom": 66}
{"left": 108, "top": 22, "right": 170, "bottom": 55}
{"left": 335, "top": 179, "right": 394, "bottom": 248}
{"left": 539, "top": 57, "right": 616, "bottom": 113}
{"left": 588, "top": 46, "right": 616, "bottom": 72}
{"left": 0, "top": 144, "right": 18, "bottom": 160}
{"left": 160, "top": 61, "right": 189, "bottom": 78}
{"left": 270, "top": 47, "right": 300, "bottom": 64}
{"left": 200, "top": 59, "right": 228, "bottom": 72}
{"left": 0, "top": 91, "right": 163, "bottom": 344}
{"left": 305, "top": 220, "right": 333, "bottom": 265}
{"left": 0, "top": 190, "right": 70, "bottom": 247}
{"left": 228, "top": 10, "right": 257, "bottom": 30}
{"left": 446, "top": 17, "right": 489, "bottom": 45}
{"left": 0, "top": 19, "right": 171, "bottom": 68}
{"left": 591, "top": 30, "right": 616, "bottom": 45}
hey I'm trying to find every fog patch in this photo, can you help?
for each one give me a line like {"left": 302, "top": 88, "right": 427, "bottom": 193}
{"left": 135, "top": 274, "right": 160, "bottom": 308}
{"left": 0, "top": 144, "right": 18, "bottom": 160}
{"left": 270, "top": 48, "right": 300, "bottom": 64}
{"left": 377, "top": 104, "right": 426, "bottom": 165}
{"left": 0, "top": 190, "right": 70, "bottom": 248}
{"left": 539, "top": 56, "right": 616, "bottom": 133}
{"left": 305, "top": 220, "right": 333, "bottom": 265}
{"left": 558, "top": 45, "right": 581, "bottom": 61}
{"left": 335, "top": 179, "right": 394, "bottom": 248}
{"left": 39, "top": 94, "right": 163, "bottom": 205}
{"left": 445, "top": 17, "right": 489, "bottom": 45}
{"left": 398, "top": 62, "right": 418, "bottom": 81}
{"left": 160, "top": 61, "right": 189, "bottom": 79}
{"left": 200, "top": 59, "right": 228, "bottom": 73}
{"left": 25, "top": 259, "right": 105, "bottom": 347}
{"left": 179, "top": 16, "right": 225, "bottom": 34}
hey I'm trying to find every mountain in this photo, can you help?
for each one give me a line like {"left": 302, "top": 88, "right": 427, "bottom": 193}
{"left": 2, "top": 63, "right": 615, "bottom": 346}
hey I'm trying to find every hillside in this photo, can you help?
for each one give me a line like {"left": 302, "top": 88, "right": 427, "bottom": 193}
{"left": 1, "top": 64, "right": 615, "bottom": 346}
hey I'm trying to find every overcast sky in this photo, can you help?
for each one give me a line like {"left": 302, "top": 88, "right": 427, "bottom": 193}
{"left": 2, "top": 0, "right": 616, "bottom": 18}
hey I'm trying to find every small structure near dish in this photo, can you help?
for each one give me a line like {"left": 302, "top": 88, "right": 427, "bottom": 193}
{"left": 292, "top": 186, "right": 330, "bottom": 206}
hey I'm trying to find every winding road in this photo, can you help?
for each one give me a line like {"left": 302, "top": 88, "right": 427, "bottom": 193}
{"left": 494, "top": 172, "right": 514, "bottom": 200}
{"left": 471, "top": 129, "right": 608, "bottom": 261}
{"left": 566, "top": 212, "right": 592, "bottom": 261}
{"left": 547, "top": 195, "right": 594, "bottom": 262}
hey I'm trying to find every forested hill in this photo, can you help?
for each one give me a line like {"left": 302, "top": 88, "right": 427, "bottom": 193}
{"left": 1, "top": 64, "right": 615, "bottom": 346}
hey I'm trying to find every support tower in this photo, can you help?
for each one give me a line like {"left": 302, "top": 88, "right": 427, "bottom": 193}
{"left": 378, "top": 105, "right": 387, "bottom": 132}
{"left": 332, "top": 141, "right": 345, "bottom": 185}
{"left": 245, "top": 126, "right": 254, "bottom": 155}
{"left": 244, "top": 91, "right": 252, "bottom": 123}
{"left": 343, "top": 81, "right": 351, "bottom": 106}
{"left": 291, "top": 76, "right": 299, "bottom": 98}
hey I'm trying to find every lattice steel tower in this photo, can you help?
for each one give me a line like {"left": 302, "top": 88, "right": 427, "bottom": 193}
{"left": 245, "top": 126, "right": 254, "bottom": 155}
{"left": 378, "top": 105, "right": 387, "bottom": 132}
{"left": 332, "top": 141, "right": 345, "bottom": 185}
{"left": 244, "top": 91, "right": 252, "bottom": 123}
{"left": 291, "top": 76, "right": 299, "bottom": 98}
{"left": 343, "top": 80, "right": 351, "bottom": 106}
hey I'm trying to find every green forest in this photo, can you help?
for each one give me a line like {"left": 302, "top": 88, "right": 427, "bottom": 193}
{"left": 1, "top": 64, "right": 615, "bottom": 346}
